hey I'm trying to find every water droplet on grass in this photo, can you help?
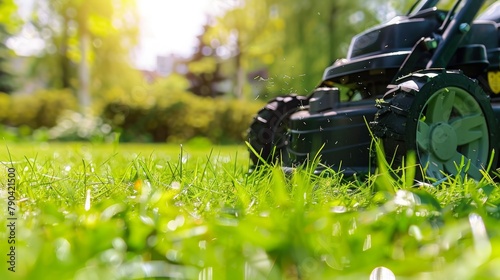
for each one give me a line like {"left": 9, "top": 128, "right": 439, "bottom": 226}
{"left": 84, "top": 189, "right": 91, "bottom": 211}
{"left": 330, "top": 206, "right": 346, "bottom": 213}
{"left": 55, "top": 238, "right": 71, "bottom": 262}
{"left": 370, "top": 267, "right": 396, "bottom": 280}
{"left": 469, "top": 213, "right": 491, "bottom": 260}
{"left": 171, "top": 181, "right": 181, "bottom": 190}
{"left": 363, "top": 234, "right": 372, "bottom": 251}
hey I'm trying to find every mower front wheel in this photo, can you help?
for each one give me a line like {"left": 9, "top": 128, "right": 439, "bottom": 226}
{"left": 372, "top": 71, "right": 499, "bottom": 180}
{"left": 247, "top": 94, "right": 308, "bottom": 170}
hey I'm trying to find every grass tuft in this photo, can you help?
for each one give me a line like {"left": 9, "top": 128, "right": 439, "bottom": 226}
{"left": 0, "top": 142, "right": 500, "bottom": 279}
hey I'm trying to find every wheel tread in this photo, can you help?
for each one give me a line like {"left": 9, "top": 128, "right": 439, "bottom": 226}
{"left": 247, "top": 94, "right": 308, "bottom": 168}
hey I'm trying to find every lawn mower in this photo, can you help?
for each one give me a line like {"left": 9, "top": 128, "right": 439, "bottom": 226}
{"left": 247, "top": 0, "right": 500, "bottom": 180}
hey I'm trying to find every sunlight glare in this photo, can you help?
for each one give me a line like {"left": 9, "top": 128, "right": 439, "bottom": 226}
{"left": 135, "top": 0, "right": 226, "bottom": 69}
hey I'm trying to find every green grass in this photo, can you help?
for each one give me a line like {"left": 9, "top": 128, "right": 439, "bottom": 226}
{"left": 1, "top": 142, "right": 500, "bottom": 279}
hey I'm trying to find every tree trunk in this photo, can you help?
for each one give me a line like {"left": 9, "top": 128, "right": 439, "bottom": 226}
{"left": 234, "top": 37, "right": 246, "bottom": 99}
{"left": 60, "top": 14, "right": 71, "bottom": 89}
{"left": 78, "top": 32, "right": 91, "bottom": 110}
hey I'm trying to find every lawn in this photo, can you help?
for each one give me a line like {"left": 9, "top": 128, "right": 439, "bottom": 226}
{"left": 1, "top": 142, "right": 500, "bottom": 279}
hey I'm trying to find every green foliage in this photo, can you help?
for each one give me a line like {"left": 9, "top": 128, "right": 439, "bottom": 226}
{"left": 0, "top": 0, "right": 22, "bottom": 34}
{"left": 0, "top": 89, "right": 77, "bottom": 129}
{"left": 26, "top": 0, "right": 139, "bottom": 106}
{"left": 0, "top": 78, "right": 262, "bottom": 143}
{"left": 0, "top": 143, "right": 500, "bottom": 279}
{"left": 0, "top": 0, "right": 21, "bottom": 94}
{"left": 0, "top": 38, "right": 16, "bottom": 93}
{"left": 267, "top": 0, "right": 387, "bottom": 94}
{"left": 206, "top": 0, "right": 392, "bottom": 98}
{"left": 100, "top": 85, "right": 264, "bottom": 143}
{"left": 204, "top": 0, "right": 284, "bottom": 99}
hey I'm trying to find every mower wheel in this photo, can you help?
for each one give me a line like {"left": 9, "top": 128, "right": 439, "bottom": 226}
{"left": 247, "top": 94, "right": 308, "bottom": 170}
{"left": 371, "top": 71, "right": 499, "bottom": 180}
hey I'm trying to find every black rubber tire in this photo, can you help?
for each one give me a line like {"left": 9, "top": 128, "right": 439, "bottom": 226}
{"left": 371, "top": 71, "right": 499, "bottom": 180}
{"left": 247, "top": 94, "right": 308, "bottom": 169}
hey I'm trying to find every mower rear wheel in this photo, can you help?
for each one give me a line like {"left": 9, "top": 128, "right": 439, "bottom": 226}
{"left": 372, "top": 71, "right": 499, "bottom": 180}
{"left": 247, "top": 94, "right": 308, "bottom": 169}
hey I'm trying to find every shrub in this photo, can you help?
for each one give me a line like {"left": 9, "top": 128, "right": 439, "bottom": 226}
{"left": 0, "top": 85, "right": 264, "bottom": 144}
{"left": 0, "top": 93, "right": 9, "bottom": 122}
{"left": 100, "top": 89, "right": 264, "bottom": 143}
{"left": 1, "top": 89, "right": 77, "bottom": 129}
{"left": 220, "top": 99, "right": 263, "bottom": 144}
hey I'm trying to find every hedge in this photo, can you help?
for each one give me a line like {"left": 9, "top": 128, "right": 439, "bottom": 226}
{"left": 0, "top": 88, "right": 266, "bottom": 144}
{"left": 100, "top": 90, "right": 264, "bottom": 143}
{"left": 0, "top": 89, "right": 77, "bottom": 129}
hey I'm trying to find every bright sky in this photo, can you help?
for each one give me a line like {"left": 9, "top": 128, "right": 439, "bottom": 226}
{"left": 134, "top": 0, "right": 225, "bottom": 70}
{"left": 10, "top": 0, "right": 228, "bottom": 70}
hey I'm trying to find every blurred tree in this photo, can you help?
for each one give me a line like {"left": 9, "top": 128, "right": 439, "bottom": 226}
{"left": 205, "top": 0, "right": 285, "bottom": 99}
{"left": 205, "top": 0, "right": 394, "bottom": 99}
{"left": 186, "top": 23, "right": 226, "bottom": 98}
{"left": 0, "top": 0, "right": 22, "bottom": 94}
{"left": 265, "top": 0, "right": 390, "bottom": 95}
{"left": 28, "top": 0, "right": 140, "bottom": 109}
{"left": 0, "top": 29, "right": 15, "bottom": 94}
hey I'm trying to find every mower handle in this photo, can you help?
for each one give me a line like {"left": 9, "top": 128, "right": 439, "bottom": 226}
{"left": 427, "top": 0, "right": 486, "bottom": 68}
{"left": 408, "top": 0, "right": 440, "bottom": 15}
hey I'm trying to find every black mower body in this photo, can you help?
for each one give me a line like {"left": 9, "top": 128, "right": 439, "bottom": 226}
{"left": 248, "top": 0, "right": 500, "bottom": 178}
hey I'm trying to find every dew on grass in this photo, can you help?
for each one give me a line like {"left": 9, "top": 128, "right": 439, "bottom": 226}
{"left": 167, "top": 221, "right": 177, "bottom": 232}
{"left": 112, "top": 237, "right": 127, "bottom": 252}
{"left": 171, "top": 181, "right": 181, "bottom": 190}
{"left": 348, "top": 218, "right": 357, "bottom": 235}
{"left": 330, "top": 205, "right": 347, "bottom": 213}
{"left": 363, "top": 234, "right": 372, "bottom": 251}
{"left": 55, "top": 238, "right": 71, "bottom": 262}
{"left": 469, "top": 213, "right": 491, "bottom": 261}
{"left": 370, "top": 266, "right": 396, "bottom": 280}
{"left": 100, "top": 248, "right": 123, "bottom": 265}
{"left": 198, "top": 240, "right": 207, "bottom": 250}
{"left": 259, "top": 211, "right": 270, "bottom": 217}
{"left": 140, "top": 214, "right": 154, "bottom": 226}
{"left": 155, "top": 164, "right": 164, "bottom": 170}
{"left": 409, "top": 225, "right": 423, "bottom": 241}
{"left": 394, "top": 190, "right": 418, "bottom": 207}
{"left": 167, "top": 215, "right": 186, "bottom": 231}
{"left": 84, "top": 189, "right": 91, "bottom": 211}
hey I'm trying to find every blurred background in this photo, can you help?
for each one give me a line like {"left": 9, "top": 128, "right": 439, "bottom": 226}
{"left": 0, "top": 0, "right": 473, "bottom": 144}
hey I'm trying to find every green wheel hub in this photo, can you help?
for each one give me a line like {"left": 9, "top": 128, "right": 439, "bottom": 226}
{"left": 428, "top": 123, "right": 457, "bottom": 161}
{"left": 416, "top": 86, "right": 489, "bottom": 179}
